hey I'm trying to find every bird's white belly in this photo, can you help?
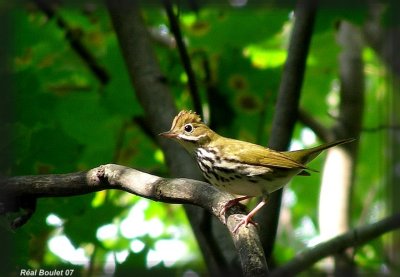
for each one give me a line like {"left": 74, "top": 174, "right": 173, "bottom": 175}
{"left": 204, "top": 170, "right": 299, "bottom": 197}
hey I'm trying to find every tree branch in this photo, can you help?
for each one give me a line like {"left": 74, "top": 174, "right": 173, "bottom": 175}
{"left": 0, "top": 164, "right": 266, "bottom": 277}
{"left": 259, "top": 0, "right": 318, "bottom": 263}
{"left": 270, "top": 213, "right": 400, "bottom": 277}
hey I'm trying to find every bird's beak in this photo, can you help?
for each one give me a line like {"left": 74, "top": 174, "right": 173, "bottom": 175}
{"left": 159, "top": 131, "right": 177, "bottom": 138}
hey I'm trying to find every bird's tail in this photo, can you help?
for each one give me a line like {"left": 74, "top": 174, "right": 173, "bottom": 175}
{"left": 285, "top": 138, "right": 355, "bottom": 165}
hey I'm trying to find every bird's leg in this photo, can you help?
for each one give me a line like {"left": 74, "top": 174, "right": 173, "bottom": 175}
{"left": 232, "top": 196, "right": 269, "bottom": 233}
{"left": 220, "top": 195, "right": 254, "bottom": 216}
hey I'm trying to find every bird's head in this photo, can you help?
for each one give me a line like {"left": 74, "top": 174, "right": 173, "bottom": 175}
{"left": 160, "top": 110, "right": 215, "bottom": 153}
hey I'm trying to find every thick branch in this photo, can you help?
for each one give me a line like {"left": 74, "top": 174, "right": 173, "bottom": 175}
{"left": 0, "top": 164, "right": 266, "bottom": 277}
{"left": 270, "top": 213, "right": 400, "bottom": 277}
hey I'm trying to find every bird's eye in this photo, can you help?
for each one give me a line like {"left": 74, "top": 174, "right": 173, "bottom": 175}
{"left": 184, "top": 124, "right": 193, "bottom": 133}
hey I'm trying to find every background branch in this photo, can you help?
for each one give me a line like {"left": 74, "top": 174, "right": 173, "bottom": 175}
{"left": 270, "top": 213, "right": 400, "bottom": 277}
{"left": 258, "top": 0, "right": 318, "bottom": 264}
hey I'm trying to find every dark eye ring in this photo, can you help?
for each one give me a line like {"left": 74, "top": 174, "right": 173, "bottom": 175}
{"left": 184, "top": 124, "right": 193, "bottom": 133}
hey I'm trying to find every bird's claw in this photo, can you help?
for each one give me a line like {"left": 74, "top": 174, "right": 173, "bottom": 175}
{"left": 232, "top": 215, "right": 258, "bottom": 234}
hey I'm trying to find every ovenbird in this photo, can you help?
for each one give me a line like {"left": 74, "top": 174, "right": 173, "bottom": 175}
{"left": 160, "top": 110, "right": 354, "bottom": 233}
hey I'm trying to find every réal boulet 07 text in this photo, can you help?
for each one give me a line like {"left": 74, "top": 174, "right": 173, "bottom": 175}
{"left": 20, "top": 269, "right": 74, "bottom": 276}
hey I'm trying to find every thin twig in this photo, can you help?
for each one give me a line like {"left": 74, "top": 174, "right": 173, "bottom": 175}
{"left": 162, "top": 0, "right": 203, "bottom": 116}
{"left": 34, "top": 0, "right": 109, "bottom": 85}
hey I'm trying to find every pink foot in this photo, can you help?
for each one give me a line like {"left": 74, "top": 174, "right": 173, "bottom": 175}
{"left": 232, "top": 215, "right": 258, "bottom": 233}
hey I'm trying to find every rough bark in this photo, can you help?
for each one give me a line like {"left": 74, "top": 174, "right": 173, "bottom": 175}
{"left": 258, "top": 0, "right": 318, "bottom": 264}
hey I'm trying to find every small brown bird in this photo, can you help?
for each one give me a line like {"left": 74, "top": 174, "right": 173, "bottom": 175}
{"left": 160, "top": 110, "right": 354, "bottom": 233}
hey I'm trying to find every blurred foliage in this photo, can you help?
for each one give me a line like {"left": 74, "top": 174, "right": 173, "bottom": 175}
{"left": 2, "top": 1, "right": 392, "bottom": 276}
